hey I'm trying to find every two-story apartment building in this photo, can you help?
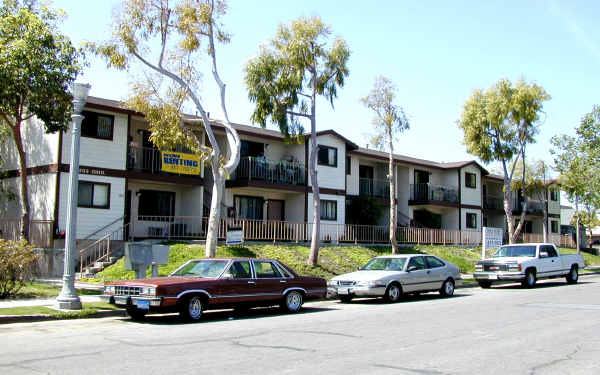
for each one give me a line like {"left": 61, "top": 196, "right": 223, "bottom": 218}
{"left": 0, "top": 95, "right": 561, "bottom": 244}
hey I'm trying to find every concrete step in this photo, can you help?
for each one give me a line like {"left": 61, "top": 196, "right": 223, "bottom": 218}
{"left": 109, "top": 256, "right": 121, "bottom": 263}
{"left": 86, "top": 266, "right": 104, "bottom": 274}
{"left": 95, "top": 261, "right": 112, "bottom": 268}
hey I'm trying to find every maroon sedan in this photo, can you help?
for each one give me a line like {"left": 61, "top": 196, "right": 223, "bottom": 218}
{"left": 101, "top": 258, "right": 327, "bottom": 321}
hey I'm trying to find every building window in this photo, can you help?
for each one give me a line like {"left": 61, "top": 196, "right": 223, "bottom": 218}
{"left": 318, "top": 145, "right": 337, "bottom": 167}
{"left": 551, "top": 220, "right": 558, "bottom": 233}
{"left": 550, "top": 189, "right": 559, "bottom": 201}
{"left": 346, "top": 156, "right": 351, "bottom": 175}
{"left": 78, "top": 181, "right": 110, "bottom": 209}
{"left": 81, "top": 111, "right": 114, "bottom": 140}
{"left": 138, "top": 190, "right": 175, "bottom": 218}
{"left": 466, "top": 213, "right": 477, "bottom": 229}
{"left": 235, "top": 195, "right": 263, "bottom": 220}
{"left": 465, "top": 172, "right": 476, "bottom": 189}
{"left": 320, "top": 200, "right": 337, "bottom": 221}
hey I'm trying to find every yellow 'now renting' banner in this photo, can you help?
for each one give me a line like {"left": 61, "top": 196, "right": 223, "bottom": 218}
{"left": 161, "top": 151, "right": 200, "bottom": 175}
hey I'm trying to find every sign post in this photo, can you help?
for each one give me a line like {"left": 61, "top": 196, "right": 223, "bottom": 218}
{"left": 482, "top": 227, "right": 503, "bottom": 259}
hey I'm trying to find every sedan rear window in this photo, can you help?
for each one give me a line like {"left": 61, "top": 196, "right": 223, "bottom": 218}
{"left": 362, "top": 258, "right": 406, "bottom": 271}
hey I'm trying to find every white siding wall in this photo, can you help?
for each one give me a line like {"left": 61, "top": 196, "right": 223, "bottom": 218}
{"left": 0, "top": 174, "right": 56, "bottom": 220}
{"left": 63, "top": 109, "right": 128, "bottom": 170}
{"left": 287, "top": 194, "right": 305, "bottom": 223}
{"left": 58, "top": 173, "right": 125, "bottom": 239}
{"left": 0, "top": 117, "right": 59, "bottom": 170}
{"left": 346, "top": 154, "right": 359, "bottom": 195}
{"left": 397, "top": 166, "right": 410, "bottom": 222}
{"left": 441, "top": 209, "right": 459, "bottom": 230}
{"left": 180, "top": 186, "right": 204, "bottom": 217}
{"left": 548, "top": 185, "right": 561, "bottom": 215}
{"left": 308, "top": 135, "right": 345, "bottom": 190}
{"left": 461, "top": 165, "right": 482, "bottom": 206}
{"left": 306, "top": 193, "right": 345, "bottom": 225}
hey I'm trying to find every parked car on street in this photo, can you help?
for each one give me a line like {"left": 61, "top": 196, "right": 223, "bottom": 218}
{"left": 473, "top": 243, "right": 585, "bottom": 288}
{"left": 100, "top": 258, "right": 327, "bottom": 321}
{"left": 327, "top": 254, "right": 463, "bottom": 303}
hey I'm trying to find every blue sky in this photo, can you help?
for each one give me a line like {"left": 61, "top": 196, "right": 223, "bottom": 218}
{"left": 55, "top": 0, "right": 600, "bottom": 170}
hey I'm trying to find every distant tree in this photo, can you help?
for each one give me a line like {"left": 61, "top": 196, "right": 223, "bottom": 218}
{"left": 0, "top": 0, "right": 81, "bottom": 240}
{"left": 361, "top": 76, "right": 409, "bottom": 254}
{"left": 457, "top": 78, "right": 550, "bottom": 243}
{"left": 572, "top": 203, "right": 600, "bottom": 248}
{"left": 90, "top": 0, "right": 240, "bottom": 257}
{"left": 552, "top": 106, "right": 600, "bottom": 252}
{"left": 244, "top": 16, "right": 350, "bottom": 266}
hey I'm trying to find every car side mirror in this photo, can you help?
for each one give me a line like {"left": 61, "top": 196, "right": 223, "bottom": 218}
{"left": 407, "top": 266, "right": 417, "bottom": 272}
{"left": 539, "top": 251, "right": 548, "bottom": 258}
{"left": 222, "top": 273, "right": 233, "bottom": 280}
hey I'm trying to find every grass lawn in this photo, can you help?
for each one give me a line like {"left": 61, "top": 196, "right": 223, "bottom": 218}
{"left": 88, "top": 243, "right": 485, "bottom": 283}
{"left": 0, "top": 302, "right": 121, "bottom": 318}
{"left": 4, "top": 282, "right": 102, "bottom": 300}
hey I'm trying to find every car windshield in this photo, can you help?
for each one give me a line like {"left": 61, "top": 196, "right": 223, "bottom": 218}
{"left": 493, "top": 246, "right": 536, "bottom": 258}
{"left": 362, "top": 257, "right": 407, "bottom": 271}
{"left": 170, "top": 260, "right": 229, "bottom": 277}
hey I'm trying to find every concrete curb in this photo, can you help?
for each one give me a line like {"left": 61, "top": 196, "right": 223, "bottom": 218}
{"left": 0, "top": 309, "right": 127, "bottom": 325}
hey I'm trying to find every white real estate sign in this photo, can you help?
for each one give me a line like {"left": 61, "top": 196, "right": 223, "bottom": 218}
{"left": 226, "top": 229, "right": 244, "bottom": 246}
{"left": 482, "top": 227, "right": 503, "bottom": 259}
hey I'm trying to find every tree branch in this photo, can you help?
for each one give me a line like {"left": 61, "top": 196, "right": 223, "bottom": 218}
{"left": 286, "top": 110, "right": 311, "bottom": 119}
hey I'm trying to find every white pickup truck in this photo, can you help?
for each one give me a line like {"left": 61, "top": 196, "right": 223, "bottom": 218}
{"left": 473, "top": 243, "right": 585, "bottom": 288}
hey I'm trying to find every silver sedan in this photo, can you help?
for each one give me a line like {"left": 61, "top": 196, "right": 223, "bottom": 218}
{"left": 327, "top": 254, "right": 463, "bottom": 303}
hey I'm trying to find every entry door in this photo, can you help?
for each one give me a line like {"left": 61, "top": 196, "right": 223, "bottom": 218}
{"left": 267, "top": 200, "right": 284, "bottom": 221}
{"left": 359, "top": 166, "right": 374, "bottom": 195}
{"left": 414, "top": 170, "right": 430, "bottom": 201}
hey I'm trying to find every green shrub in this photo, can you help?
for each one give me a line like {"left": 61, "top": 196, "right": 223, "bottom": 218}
{"left": 0, "top": 239, "right": 38, "bottom": 298}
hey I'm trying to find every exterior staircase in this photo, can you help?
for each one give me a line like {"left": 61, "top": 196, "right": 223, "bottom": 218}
{"left": 76, "top": 223, "right": 131, "bottom": 279}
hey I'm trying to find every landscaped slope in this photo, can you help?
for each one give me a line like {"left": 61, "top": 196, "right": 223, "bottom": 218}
{"left": 91, "top": 244, "right": 487, "bottom": 282}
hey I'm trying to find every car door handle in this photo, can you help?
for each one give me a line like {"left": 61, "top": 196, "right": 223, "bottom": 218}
{"left": 248, "top": 281, "right": 256, "bottom": 285}
{"left": 427, "top": 271, "right": 431, "bottom": 274}
{"left": 280, "top": 280, "right": 287, "bottom": 283}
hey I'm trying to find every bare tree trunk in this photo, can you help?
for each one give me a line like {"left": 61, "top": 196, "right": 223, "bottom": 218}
{"left": 503, "top": 179, "right": 514, "bottom": 244}
{"left": 388, "top": 135, "right": 398, "bottom": 254}
{"left": 574, "top": 195, "right": 580, "bottom": 253}
{"left": 205, "top": 172, "right": 224, "bottom": 257}
{"left": 307, "top": 76, "right": 320, "bottom": 266}
{"left": 510, "top": 154, "right": 528, "bottom": 244}
{"left": 11, "top": 122, "right": 30, "bottom": 241}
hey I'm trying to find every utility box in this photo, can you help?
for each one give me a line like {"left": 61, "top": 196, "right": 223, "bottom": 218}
{"left": 124, "top": 243, "right": 152, "bottom": 271}
{"left": 152, "top": 245, "right": 170, "bottom": 265}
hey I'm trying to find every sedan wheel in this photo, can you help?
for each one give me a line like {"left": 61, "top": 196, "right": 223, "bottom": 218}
{"left": 440, "top": 279, "right": 455, "bottom": 297}
{"left": 282, "top": 291, "right": 303, "bottom": 313}
{"left": 179, "top": 296, "right": 204, "bottom": 321}
{"left": 384, "top": 283, "right": 402, "bottom": 303}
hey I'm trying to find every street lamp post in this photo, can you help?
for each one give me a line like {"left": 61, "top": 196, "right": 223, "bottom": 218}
{"left": 55, "top": 82, "right": 91, "bottom": 310}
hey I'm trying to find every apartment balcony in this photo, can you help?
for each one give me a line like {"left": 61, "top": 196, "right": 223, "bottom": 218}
{"left": 126, "top": 146, "right": 202, "bottom": 179}
{"left": 484, "top": 195, "right": 504, "bottom": 211}
{"left": 229, "top": 156, "right": 306, "bottom": 188}
{"left": 409, "top": 183, "right": 458, "bottom": 205}
{"left": 513, "top": 198, "right": 545, "bottom": 215}
{"left": 359, "top": 178, "right": 390, "bottom": 198}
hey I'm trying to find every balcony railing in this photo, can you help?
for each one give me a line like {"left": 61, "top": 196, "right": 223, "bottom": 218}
{"left": 410, "top": 183, "right": 458, "bottom": 204}
{"left": 231, "top": 156, "right": 306, "bottom": 186}
{"left": 127, "top": 146, "right": 201, "bottom": 178}
{"left": 359, "top": 178, "right": 390, "bottom": 197}
{"left": 484, "top": 195, "right": 504, "bottom": 211}
{"left": 512, "top": 198, "right": 545, "bottom": 214}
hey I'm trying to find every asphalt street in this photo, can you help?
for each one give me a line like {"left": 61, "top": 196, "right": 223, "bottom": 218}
{"left": 1, "top": 276, "right": 599, "bottom": 375}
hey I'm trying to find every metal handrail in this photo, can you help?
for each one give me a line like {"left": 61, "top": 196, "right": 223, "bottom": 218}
{"left": 232, "top": 156, "right": 306, "bottom": 185}
{"left": 78, "top": 223, "right": 130, "bottom": 273}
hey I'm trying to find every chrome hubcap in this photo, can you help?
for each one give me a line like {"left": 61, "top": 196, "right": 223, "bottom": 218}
{"left": 445, "top": 281, "right": 454, "bottom": 295}
{"left": 528, "top": 273, "right": 535, "bottom": 285}
{"left": 389, "top": 286, "right": 399, "bottom": 300}
{"left": 572, "top": 269, "right": 578, "bottom": 280}
{"left": 189, "top": 298, "right": 203, "bottom": 319}
{"left": 287, "top": 293, "right": 302, "bottom": 310}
